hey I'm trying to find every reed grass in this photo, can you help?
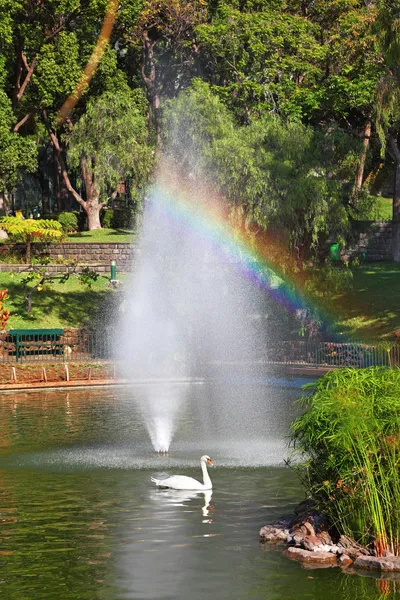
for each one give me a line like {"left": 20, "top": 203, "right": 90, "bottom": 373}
{"left": 289, "top": 367, "right": 400, "bottom": 555}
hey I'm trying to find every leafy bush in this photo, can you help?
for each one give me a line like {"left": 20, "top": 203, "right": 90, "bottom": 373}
{"left": 110, "top": 207, "right": 134, "bottom": 229}
{"left": 304, "top": 262, "right": 354, "bottom": 297}
{"left": 290, "top": 368, "right": 400, "bottom": 555}
{"left": 101, "top": 209, "right": 114, "bottom": 229}
{"left": 58, "top": 212, "right": 78, "bottom": 233}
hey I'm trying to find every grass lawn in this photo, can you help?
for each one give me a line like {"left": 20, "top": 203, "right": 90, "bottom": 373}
{"left": 328, "top": 263, "right": 400, "bottom": 340}
{"left": 0, "top": 261, "right": 399, "bottom": 340}
{"left": 0, "top": 272, "right": 126, "bottom": 329}
{"left": 66, "top": 228, "right": 135, "bottom": 243}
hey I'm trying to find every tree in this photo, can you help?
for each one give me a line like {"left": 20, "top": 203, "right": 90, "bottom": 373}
{"left": 374, "top": 0, "right": 400, "bottom": 261}
{"left": 0, "top": 216, "right": 63, "bottom": 263}
{"left": 0, "top": 0, "right": 134, "bottom": 209}
{"left": 14, "top": 262, "right": 98, "bottom": 315}
{"left": 164, "top": 81, "right": 359, "bottom": 260}
{"left": 195, "top": 2, "right": 381, "bottom": 193}
{"left": 48, "top": 86, "right": 153, "bottom": 230}
{"left": 126, "top": 0, "right": 207, "bottom": 145}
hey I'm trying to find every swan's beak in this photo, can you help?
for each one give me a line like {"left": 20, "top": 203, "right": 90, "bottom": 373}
{"left": 207, "top": 459, "right": 214, "bottom": 466}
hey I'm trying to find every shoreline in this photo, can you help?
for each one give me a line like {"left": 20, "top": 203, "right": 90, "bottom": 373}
{"left": 0, "top": 364, "right": 328, "bottom": 392}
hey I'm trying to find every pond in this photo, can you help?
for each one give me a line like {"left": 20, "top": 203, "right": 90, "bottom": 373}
{"left": 0, "top": 380, "right": 394, "bottom": 600}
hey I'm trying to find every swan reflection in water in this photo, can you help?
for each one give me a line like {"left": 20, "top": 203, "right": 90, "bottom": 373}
{"left": 150, "top": 488, "right": 213, "bottom": 518}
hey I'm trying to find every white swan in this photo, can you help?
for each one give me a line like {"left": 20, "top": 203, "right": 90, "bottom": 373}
{"left": 151, "top": 455, "right": 214, "bottom": 490}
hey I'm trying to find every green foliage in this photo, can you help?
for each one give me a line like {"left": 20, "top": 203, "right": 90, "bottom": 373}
{"left": 57, "top": 211, "right": 78, "bottom": 233}
{"left": 164, "top": 80, "right": 359, "bottom": 254}
{"left": 0, "top": 91, "right": 37, "bottom": 192}
{"left": 0, "top": 217, "right": 62, "bottom": 241}
{"left": 67, "top": 86, "right": 153, "bottom": 201}
{"left": 110, "top": 207, "right": 135, "bottom": 229}
{"left": 15, "top": 262, "right": 100, "bottom": 314}
{"left": 0, "top": 217, "right": 63, "bottom": 263}
{"left": 305, "top": 263, "right": 354, "bottom": 297}
{"left": 290, "top": 367, "right": 400, "bottom": 554}
{"left": 196, "top": 2, "right": 380, "bottom": 123}
{"left": 101, "top": 209, "right": 114, "bottom": 229}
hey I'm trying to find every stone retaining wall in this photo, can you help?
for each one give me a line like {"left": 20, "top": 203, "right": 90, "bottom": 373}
{"left": 1, "top": 242, "right": 137, "bottom": 272}
{"left": 343, "top": 221, "right": 392, "bottom": 261}
{"left": 0, "top": 223, "right": 395, "bottom": 268}
{"left": 45, "top": 242, "right": 137, "bottom": 269}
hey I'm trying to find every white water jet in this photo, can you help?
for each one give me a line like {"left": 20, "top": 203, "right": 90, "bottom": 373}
{"left": 116, "top": 165, "right": 265, "bottom": 453}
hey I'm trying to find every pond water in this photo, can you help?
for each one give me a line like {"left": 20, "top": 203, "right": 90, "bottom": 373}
{"left": 0, "top": 381, "right": 395, "bottom": 600}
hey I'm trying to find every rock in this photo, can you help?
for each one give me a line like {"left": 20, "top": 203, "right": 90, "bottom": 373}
{"left": 317, "top": 531, "right": 333, "bottom": 545}
{"left": 303, "top": 521, "right": 315, "bottom": 537}
{"left": 259, "top": 524, "right": 289, "bottom": 543}
{"left": 339, "top": 554, "right": 353, "bottom": 566}
{"left": 354, "top": 556, "right": 400, "bottom": 573}
{"left": 337, "top": 535, "right": 370, "bottom": 559}
{"left": 285, "top": 547, "right": 337, "bottom": 566}
{"left": 303, "top": 534, "right": 323, "bottom": 552}
{"left": 0, "top": 230, "right": 8, "bottom": 240}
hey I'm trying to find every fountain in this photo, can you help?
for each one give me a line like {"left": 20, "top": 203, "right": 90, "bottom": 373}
{"left": 115, "top": 161, "right": 267, "bottom": 455}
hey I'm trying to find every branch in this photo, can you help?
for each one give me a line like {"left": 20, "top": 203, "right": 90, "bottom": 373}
{"left": 16, "top": 55, "right": 37, "bottom": 103}
{"left": 43, "top": 110, "right": 87, "bottom": 209}
{"left": 13, "top": 112, "right": 32, "bottom": 132}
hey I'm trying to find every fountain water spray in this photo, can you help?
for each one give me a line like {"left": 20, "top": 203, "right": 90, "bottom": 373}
{"left": 116, "top": 152, "right": 266, "bottom": 454}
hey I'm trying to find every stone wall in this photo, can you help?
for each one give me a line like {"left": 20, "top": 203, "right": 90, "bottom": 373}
{"left": 45, "top": 243, "right": 137, "bottom": 269}
{"left": 0, "top": 225, "right": 395, "bottom": 269}
{"left": 1, "top": 242, "right": 137, "bottom": 272}
{"left": 344, "top": 221, "right": 392, "bottom": 262}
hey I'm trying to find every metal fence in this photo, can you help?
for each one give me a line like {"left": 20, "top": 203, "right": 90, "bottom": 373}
{"left": 265, "top": 341, "right": 400, "bottom": 369}
{"left": 0, "top": 331, "right": 399, "bottom": 368}
{"left": 0, "top": 330, "right": 113, "bottom": 364}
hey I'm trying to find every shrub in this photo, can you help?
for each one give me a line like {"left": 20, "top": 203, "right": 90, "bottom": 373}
{"left": 304, "top": 262, "right": 353, "bottom": 297}
{"left": 58, "top": 212, "right": 78, "bottom": 233}
{"left": 111, "top": 207, "right": 134, "bottom": 229}
{"left": 101, "top": 209, "right": 114, "bottom": 229}
{"left": 77, "top": 211, "right": 87, "bottom": 231}
{"left": 290, "top": 367, "right": 400, "bottom": 555}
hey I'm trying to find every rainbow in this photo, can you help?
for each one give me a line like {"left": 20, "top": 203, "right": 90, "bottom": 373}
{"left": 150, "top": 171, "right": 341, "bottom": 338}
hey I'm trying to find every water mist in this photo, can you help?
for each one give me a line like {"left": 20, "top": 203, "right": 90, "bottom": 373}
{"left": 116, "top": 163, "right": 266, "bottom": 454}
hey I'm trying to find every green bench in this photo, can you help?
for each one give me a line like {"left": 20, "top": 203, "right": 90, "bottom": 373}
{"left": 9, "top": 329, "right": 65, "bottom": 362}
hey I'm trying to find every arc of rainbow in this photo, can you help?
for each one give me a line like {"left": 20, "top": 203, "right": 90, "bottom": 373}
{"left": 150, "top": 182, "right": 341, "bottom": 336}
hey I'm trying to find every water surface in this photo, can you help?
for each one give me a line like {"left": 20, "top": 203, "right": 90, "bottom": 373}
{"left": 0, "top": 382, "right": 396, "bottom": 599}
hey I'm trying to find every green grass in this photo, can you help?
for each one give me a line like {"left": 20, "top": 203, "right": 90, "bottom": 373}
{"left": 353, "top": 196, "right": 392, "bottom": 221}
{"left": 66, "top": 228, "right": 135, "bottom": 243}
{"left": 1, "top": 261, "right": 400, "bottom": 338}
{"left": 0, "top": 272, "right": 126, "bottom": 329}
{"left": 327, "top": 263, "right": 400, "bottom": 340}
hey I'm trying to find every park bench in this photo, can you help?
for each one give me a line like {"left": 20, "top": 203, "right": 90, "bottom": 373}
{"left": 8, "top": 329, "right": 65, "bottom": 362}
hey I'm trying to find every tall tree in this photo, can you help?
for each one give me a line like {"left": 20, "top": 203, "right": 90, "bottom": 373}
{"left": 49, "top": 87, "right": 153, "bottom": 230}
{"left": 165, "top": 80, "right": 359, "bottom": 259}
{"left": 375, "top": 0, "right": 400, "bottom": 260}
{"left": 125, "top": 0, "right": 207, "bottom": 145}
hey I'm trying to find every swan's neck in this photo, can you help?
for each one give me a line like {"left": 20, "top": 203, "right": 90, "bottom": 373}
{"left": 201, "top": 461, "right": 212, "bottom": 489}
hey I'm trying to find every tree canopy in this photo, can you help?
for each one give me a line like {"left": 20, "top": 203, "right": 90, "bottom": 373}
{"left": 1, "top": 0, "right": 400, "bottom": 257}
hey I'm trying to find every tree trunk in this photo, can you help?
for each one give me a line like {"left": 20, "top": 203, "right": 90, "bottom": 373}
{"left": 26, "top": 236, "right": 31, "bottom": 264}
{"left": 389, "top": 135, "right": 400, "bottom": 262}
{"left": 86, "top": 200, "right": 102, "bottom": 230}
{"left": 141, "top": 34, "right": 161, "bottom": 148}
{"left": 354, "top": 119, "right": 371, "bottom": 191}
{"left": 25, "top": 292, "right": 32, "bottom": 315}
